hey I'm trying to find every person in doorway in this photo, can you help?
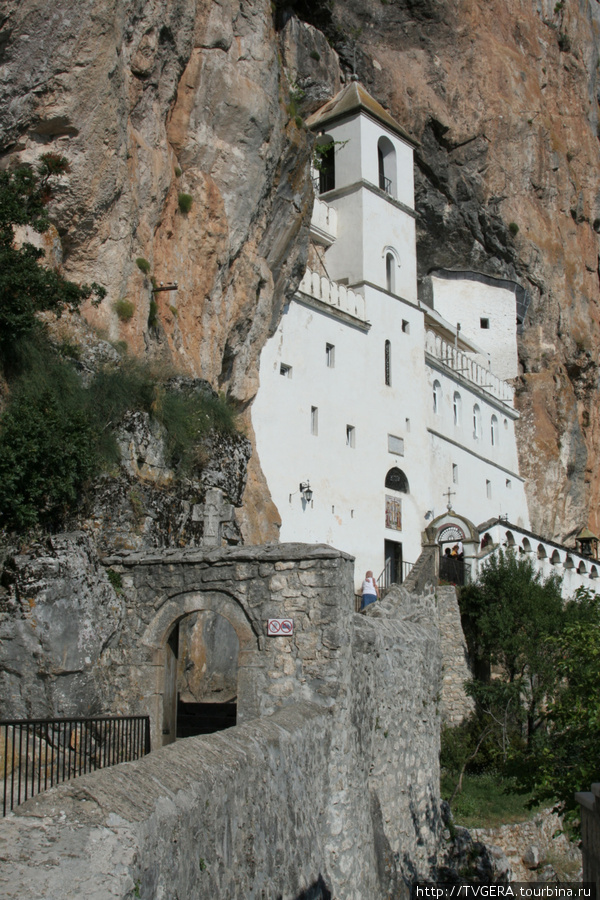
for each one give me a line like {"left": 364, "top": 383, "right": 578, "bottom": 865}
{"left": 361, "top": 570, "right": 379, "bottom": 610}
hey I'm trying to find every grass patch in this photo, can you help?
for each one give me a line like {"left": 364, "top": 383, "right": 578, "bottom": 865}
{"left": 178, "top": 192, "right": 193, "bottom": 214}
{"left": 441, "top": 770, "right": 541, "bottom": 829}
{"left": 136, "top": 257, "right": 151, "bottom": 275}
{"left": 148, "top": 298, "right": 158, "bottom": 328}
{"left": 114, "top": 298, "right": 135, "bottom": 322}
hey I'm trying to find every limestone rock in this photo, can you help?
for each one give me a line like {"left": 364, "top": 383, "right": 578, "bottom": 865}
{"left": 0, "top": 532, "right": 124, "bottom": 719}
{"left": 522, "top": 844, "right": 541, "bottom": 869}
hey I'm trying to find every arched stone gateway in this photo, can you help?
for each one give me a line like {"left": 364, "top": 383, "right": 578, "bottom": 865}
{"left": 101, "top": 543, "right": 356, "bottom": 749}
{"left": 142, "top": 590, "right": 257, "bottom": 746}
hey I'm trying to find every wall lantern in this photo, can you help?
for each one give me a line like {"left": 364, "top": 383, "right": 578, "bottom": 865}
{"left": 299, "top": 481, "right": 313, "bottom": 503}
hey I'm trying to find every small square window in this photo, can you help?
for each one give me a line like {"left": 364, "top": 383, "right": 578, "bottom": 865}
{"left": 480, "top": 317, "right": 490, "bottom": 329}
{"left": 388, "top": 434, "right": 404, "bottom": 456}
{"left": 311, "top": 406, "right": 318, "bottom": 436}
{"left": 452, "top": 464, "right": 458, "bottom": 485}
{"left": 402, "top": 319, "right": 410, "bottom": 334}
{"left": 346, "top": 425, "right": 356, "bottom": 448}
{"left": 326, "top": 343, "right": 335, "bottom": 368}
{"left": 486, "top": 479, "right": 492, "bottom": 499}
{"left": 506, "top": 478, "right": 512, "bottom": 490}
{"left": 280, "top": 363, "right": 292, "bottom": 377}
{"left": 405, "top": 418, "right": 411, "bottom": 432}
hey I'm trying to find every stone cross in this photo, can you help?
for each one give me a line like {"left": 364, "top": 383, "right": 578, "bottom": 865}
{"left": 443, "top": 486, "right": 456, "bottom": 511}
{"left": 192, "top": 487, "right": 235, "bottom": 549}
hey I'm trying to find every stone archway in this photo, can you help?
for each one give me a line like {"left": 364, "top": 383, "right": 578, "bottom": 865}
{"left": 142, "top": 590, "right": 259, "bottom": 747}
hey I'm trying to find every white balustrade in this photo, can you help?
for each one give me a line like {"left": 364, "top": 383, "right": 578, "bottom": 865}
{"left": 425, "top": 330, "right": 513, "bottom": 404}
{"left": 298, "top": 267, "right": 367, "bottom": 323}
{"left": 310, "top": 198, "right": 338, "bottom": 244}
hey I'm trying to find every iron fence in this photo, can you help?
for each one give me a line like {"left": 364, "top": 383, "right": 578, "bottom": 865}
{"left": 1, "top": 715, "right": 150, "bottom": 816}
{"left": 376, "top": 559, "right": 414, "bottom": 594}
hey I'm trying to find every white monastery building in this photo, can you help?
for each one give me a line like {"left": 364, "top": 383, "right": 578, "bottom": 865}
{"left": 252, "top": 81, "right": 536, "bottom": 589}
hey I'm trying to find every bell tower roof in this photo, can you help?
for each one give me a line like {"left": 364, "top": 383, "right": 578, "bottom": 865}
{"left": 306, "top": 81, "right": 417, "bottom": 147}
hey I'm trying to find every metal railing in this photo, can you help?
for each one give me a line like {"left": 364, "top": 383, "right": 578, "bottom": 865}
{"left": 1, "top": 715, "right": 150, "bottom": 816}
{"left": 377, "top": 559, "right": 414, "bottom": 593}
{"left": 439, "top": 556, "right": 472, "bottom": 587}
{"left": 379, "top": 174, "right": 392, "bottom": 195}
{"left": 425, "top": 330, "right": 514, "bottom": 405}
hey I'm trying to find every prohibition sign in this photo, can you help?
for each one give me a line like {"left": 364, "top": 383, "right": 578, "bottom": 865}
{"left": 267, "top": 618, "right": 294, "bottom": 636}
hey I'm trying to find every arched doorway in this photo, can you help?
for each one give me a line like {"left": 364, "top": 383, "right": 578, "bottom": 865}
{"left": 384, "top": 467, "right": 409, "bottom": 586}
{"left": 144, "top": 590, "right": 258, "bottom": 747}
{"left": 176, "top": 611, "right": 239, "bottom": 738}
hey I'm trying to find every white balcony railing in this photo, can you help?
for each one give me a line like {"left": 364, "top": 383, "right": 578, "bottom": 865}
{"left": 425, "top": 330, "right": 514, "bottom": 405}
{"left": 298, "top": 268, "right": 367, "bottom": 323}
{"left": 310, "top": 197, "right": 337, "bottom": 245}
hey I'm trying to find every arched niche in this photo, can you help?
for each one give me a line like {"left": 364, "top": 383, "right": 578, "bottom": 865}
{"left": 504, "top": 531, "right": 515, "bottom": 547}
{"left": 433, "top": 380, "right": 442, "bottom": 414}
{"left": 385, "top": 466, "right": 409, "bottom": 493}
{"left": 377, "top": 135, "right": 397, "bottom": 197}
{"left": 537, "top": 543, "right": 547, "bottom": 559}
{"left": 578, "top": 560, "right": 587, "bottom": 575}
{"left": 521, "top": 537, "right": 531, "bottom": 553}
{"left": 564, "top": 555, "right": 574, "bottom": 569}
{"left": 550, "top": 549, "right": 561, "bottom": 566}
{"left": 590, "top": 566, "right": 598, "bottom": 580}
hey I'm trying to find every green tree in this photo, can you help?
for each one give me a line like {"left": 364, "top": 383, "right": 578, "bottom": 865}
{"left": 0, "top": 154, "right": 104, "bottom": 366}
{"left": 520, "top": 588, "right": 600, "bottom": 821}
{"left": 460, "top": 550, "right": 564, "bottom": 750}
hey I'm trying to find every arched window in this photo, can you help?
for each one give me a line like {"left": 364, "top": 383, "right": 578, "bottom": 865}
{"left": 316, "top": 134, "right": 335, "bottom": 193}
{"left": 433, "top": 381, "right": 442, "bottom": 414}
{"left": 377, "top": 135, "right": 397, "bottom": 197}
{"left": 384, "top": 340, "right": 391, "bottom": 386}
{"left": 453, "top": 392, "right": 461, "bottom": 426}
{"left": 385, "top": 252, "right": 395, "bottom": 293}
{"left": 491, "top": 415, "right": 498, "bottom": 446}
{"left": 385, "top": 466, "right": 409, "bottom": 493}
{"left": 473, "top": 404, "right": 481, "bottom": 439}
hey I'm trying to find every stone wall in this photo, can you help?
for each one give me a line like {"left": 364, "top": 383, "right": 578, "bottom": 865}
{"left": 436, "top": 585, "right": 475, "bottom": 725}
{"left": 578, "top": 783, "right": 600, "bottom": 892}
{"left": 0, "top": 537, "right": 444, "bottom": 898}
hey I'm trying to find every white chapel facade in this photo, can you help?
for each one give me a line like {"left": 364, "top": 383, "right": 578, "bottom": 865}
{"left": 251, "top": 81, "right": 531, "bottom": 587}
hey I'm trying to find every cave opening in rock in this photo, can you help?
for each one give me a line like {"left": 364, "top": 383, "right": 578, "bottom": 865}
{"left": 163, "top": 610, "right": 239, "bottom": 742}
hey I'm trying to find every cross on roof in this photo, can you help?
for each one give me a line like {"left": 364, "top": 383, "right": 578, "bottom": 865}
{"left": 443, "top": 486, "right": 456, "bottom": 511}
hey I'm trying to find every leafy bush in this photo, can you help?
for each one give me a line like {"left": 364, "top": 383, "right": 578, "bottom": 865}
{"left": 508, "top": 222, "right": 519, "bottom": 236}
{"left": 136, "top": 257, "right": 151, "bottom": 275}
{"left": 114, "top": 298, "right": 135, "bottom": 322}
{"left": 174, "top": 167, "right": 182, "bottom": 177}
{"left": 0, "top": 158, "right": 105, "bottom": 366}
{"left": 178, "top": 193, "right": 193, "bottom": 214}
{"left": 0, "top": 342, "right": 239, "bottom": 532}
{"left": 0, "top": 344, "right": 98, "bottom": 530}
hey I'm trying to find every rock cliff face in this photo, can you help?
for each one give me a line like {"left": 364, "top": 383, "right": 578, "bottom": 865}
{"left": 3, "top": 0, "right": 600, "bottom": 540}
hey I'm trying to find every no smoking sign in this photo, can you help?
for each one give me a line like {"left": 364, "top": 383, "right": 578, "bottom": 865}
{"left": 267, "top": 618, "right": 294, "bottom": 636}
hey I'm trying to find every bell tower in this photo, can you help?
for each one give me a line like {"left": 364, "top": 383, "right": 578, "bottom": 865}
{"left": 307, "top": 80, "right": 418, "bottom": 305}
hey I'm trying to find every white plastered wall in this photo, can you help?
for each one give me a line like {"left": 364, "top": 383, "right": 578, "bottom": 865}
{"left": 425, "top": 363, "right": 530, "bottom": 529}
{"left": 430, "top": 275, "right": 519, "bottom": 380}
{"left": 252, "top": 289, "right": 430, "bottom": 589}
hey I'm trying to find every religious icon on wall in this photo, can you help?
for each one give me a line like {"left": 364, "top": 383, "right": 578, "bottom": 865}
{"left": 385, "top": 495, "right": 402, "bottom": 531}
